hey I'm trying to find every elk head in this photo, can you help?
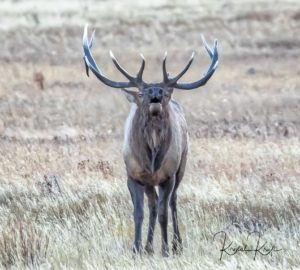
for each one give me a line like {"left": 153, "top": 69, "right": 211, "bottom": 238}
{"left": 83, "top": 24, "right": 218, "bottom": 117}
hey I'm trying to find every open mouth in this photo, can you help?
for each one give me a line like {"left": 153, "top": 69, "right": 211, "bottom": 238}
{"left": 150, "top": 97, "right": 161, "bottom": 104}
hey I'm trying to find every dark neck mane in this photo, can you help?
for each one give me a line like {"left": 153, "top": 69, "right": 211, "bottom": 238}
{"left": 130, "top": 107, "right": 171, "bottom": 173}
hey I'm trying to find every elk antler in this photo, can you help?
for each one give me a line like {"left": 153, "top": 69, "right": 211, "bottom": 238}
{"left": 162, "top": 35, "right": 218, "bottom": 90}
{"left": 83, "top": 24, "right": 145, "bottom": 89}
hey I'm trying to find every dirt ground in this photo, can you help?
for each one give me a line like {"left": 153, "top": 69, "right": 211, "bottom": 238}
{"left": 0, "top": 0, "right": 299, "bottom": 269}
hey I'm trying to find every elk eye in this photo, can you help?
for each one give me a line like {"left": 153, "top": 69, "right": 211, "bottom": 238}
{"left": 138, "top": 92, "right": 143, "bottom": 98}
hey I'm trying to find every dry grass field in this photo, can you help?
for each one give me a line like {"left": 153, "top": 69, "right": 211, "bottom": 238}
{"left": 0, "top": 0, "right": 300, "bottom": 269}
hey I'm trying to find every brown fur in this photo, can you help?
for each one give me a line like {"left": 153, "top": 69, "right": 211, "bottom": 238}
{"left": 123, "top": 99, "right": 188, "bottom": 186}
{"left": 129, "top": 105, "right": 172, "bottom": 175}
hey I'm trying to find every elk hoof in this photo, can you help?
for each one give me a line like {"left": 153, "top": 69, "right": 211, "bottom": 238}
{"left": 145, "top": 244, "right": 154, "bottom": 255}
{"left": 161, "top": 248, "right": 169, "bottom": 257}
{"left": 172, "top": 239, "right": 183, "bottom": 255}
{"left": 132, "top": 245, "right": 143, "bottom": 256}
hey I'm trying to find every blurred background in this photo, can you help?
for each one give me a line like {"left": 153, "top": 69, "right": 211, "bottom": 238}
{"left": 0, "top": 0, "right": 299, "bottom": 141}
{"left": 0, "top": 1, "right": 299, "bottom": 268}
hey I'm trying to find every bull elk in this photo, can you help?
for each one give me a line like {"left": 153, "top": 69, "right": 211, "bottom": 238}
{"left": 83, "top": 24, "right": 219, "bottom": 256}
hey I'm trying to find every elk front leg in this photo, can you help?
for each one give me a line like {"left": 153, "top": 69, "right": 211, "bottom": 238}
{"left": 145, "top": 185, "right": 158, "bottom": 254}
{"left": 127, "top": 178, "right": 144, "bottom": 254}
{"left": 158, "top": 175, "right": 175, "bottom": 257}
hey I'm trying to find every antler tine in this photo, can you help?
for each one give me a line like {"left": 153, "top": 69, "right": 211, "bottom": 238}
{"left": 201, "top": 34, "right": 213, "bottom": 59}
{"left": 89, "top": 30, "right": 95, "bottom": 49}
{"left": 162, "top": 51, "right": 168, "bottom": 83}
{"left": 172, "top": 37, "right": 219, "bottom": 90}
{"left": 136, "top": 53, "right": 145, "bottom": 81}
{"left": 167, "top": 51, "right": 195, "bottom": 85}
{"left": 109, "top": 51, "right": 136, "bottom": 82}
{"left": 84, "top": 29, "right": 97, "bottom": 77}
{"left": 83, "top": 25, "right": 95, "bottom": 77}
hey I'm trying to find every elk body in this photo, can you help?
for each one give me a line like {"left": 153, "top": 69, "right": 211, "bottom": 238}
{"left": 83, "top": 25, "right": 219, "bottom": 256}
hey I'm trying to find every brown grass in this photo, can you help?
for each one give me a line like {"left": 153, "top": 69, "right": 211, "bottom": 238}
{"left": 0, "top": 0, "right": 299, "bottom": 269}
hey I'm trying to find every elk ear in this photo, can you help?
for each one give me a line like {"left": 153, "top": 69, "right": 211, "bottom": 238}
{"left": 122, "top": 88, "right": 139, "bottom": 104}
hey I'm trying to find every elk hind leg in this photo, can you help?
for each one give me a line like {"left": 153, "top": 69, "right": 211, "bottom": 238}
{"left": 170, "top": 191, "right": 183, "bottom": 255}
{"left": 158, "top": 175, "right": 175, "bottom": 257}
{"left": 170, "top": 152, "right": 187, "bottom": 255}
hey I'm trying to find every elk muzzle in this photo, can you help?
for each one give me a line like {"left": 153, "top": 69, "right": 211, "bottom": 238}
{"left": 148, "top": 87, "right": 163, "bottom": 116}
{"left": 149, "top": 103, "right": 162, "bottom": 116}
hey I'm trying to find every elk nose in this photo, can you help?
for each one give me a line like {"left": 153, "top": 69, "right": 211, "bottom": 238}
{"left": 149, "top": 88, "right": 163, "bottom": 103}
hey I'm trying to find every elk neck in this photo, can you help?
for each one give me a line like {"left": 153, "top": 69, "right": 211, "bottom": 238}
{"left": 130, "top": 106, "right": 171, "bottom": 174}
